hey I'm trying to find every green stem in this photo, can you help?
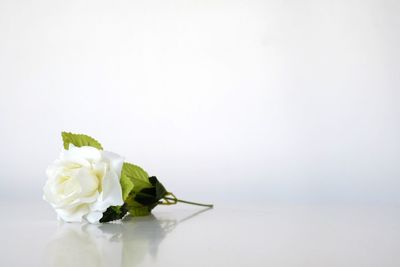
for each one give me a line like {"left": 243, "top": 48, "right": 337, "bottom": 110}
{"left": 164, "top": 197, "right": 214, "bottom": 208}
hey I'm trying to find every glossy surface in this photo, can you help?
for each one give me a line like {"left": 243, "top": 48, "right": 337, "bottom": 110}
{"left": 1, "top": 202, "right": 400, "bottom": 267}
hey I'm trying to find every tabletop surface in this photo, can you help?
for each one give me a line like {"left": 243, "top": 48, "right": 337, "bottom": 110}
{"left": 1, "top": 201, "right": 400, "bottom": 267}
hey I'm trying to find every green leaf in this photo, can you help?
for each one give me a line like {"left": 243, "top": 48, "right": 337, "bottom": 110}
{"left": 100, "top": 204, "right": 128, "bottom": 223}
{"left": 120, "top": 163, "right": 169, "bottom": 217}
{"left": 125, "top": 195, "right": 151, "bottom": 216}
{"left": 121, "top": 162, "right": 152, "bottom": 194}
{"left": 120, "top": 174, "right": 134, "bottom": 201}
{"left": 133, "top": 176, "right": 167, "bottom": 211}
{"left": 120, "top": 162, "right": 153, "bottom": 216}
{"left": 152, "top": 176, "right": 168, "bottom": 200}
{"left": 128, "top": 205, "right": 151, "bottom": 217}
{"left": 61, "top": 132, "right": 103, "bottom": 150}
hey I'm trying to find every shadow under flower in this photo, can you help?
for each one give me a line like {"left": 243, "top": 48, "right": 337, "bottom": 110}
{"left": 44, "top": 208, "right": 212, "bottom": 267}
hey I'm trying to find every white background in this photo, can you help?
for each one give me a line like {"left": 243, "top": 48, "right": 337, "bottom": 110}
{"left": 1, "top": 0, "right": 399, "bottom": 206}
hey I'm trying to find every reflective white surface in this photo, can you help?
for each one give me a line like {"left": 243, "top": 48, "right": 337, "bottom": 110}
{"left": 2, "top": 202, "right": 400, "bottom": 267}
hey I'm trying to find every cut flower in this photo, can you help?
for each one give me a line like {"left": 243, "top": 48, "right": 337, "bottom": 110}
{"left": 43, "top": 132, "right": 213, "bottom": 223}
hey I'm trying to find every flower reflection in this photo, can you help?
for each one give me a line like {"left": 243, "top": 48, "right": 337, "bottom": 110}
{"left": 44, "top": 223, "right": 121, "bottom": 267}
{"left": 44, "top": 208, "right": 211, "bottom": 267}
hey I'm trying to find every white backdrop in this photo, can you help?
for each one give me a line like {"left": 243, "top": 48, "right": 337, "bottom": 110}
{"left": 0, "top": 0, "right": 399, "bottom": 205}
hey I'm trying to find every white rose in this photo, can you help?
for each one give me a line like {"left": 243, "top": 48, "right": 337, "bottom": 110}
{"left": 43, "top": 145, "right": 124, "bottom": 223}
